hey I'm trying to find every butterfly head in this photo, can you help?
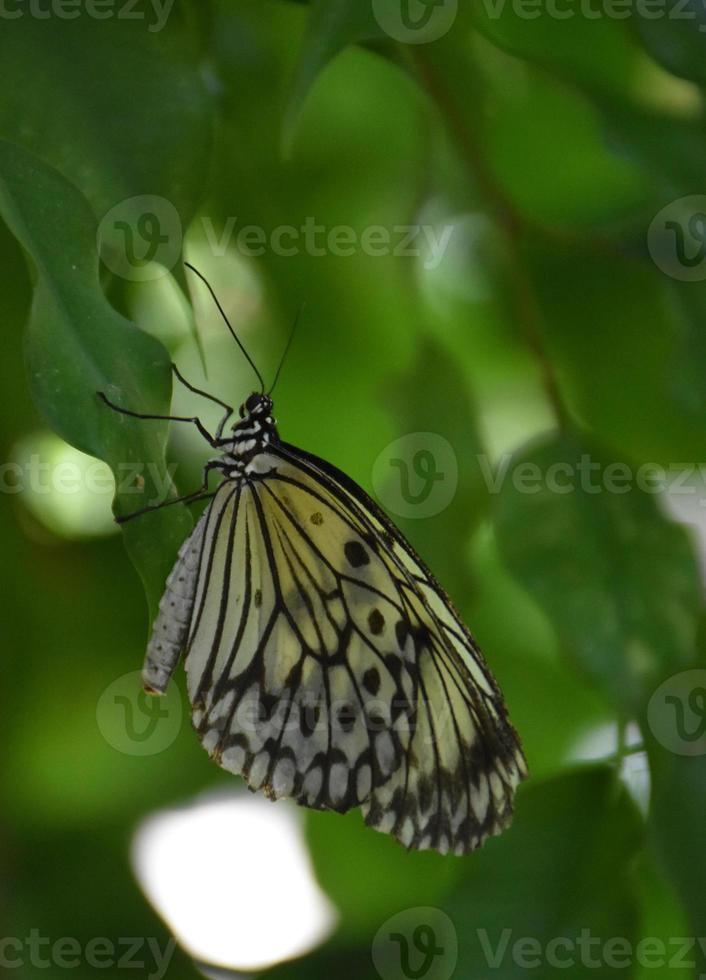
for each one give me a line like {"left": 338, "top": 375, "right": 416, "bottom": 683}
{"left": 238, "top": 392, "right": 273, "bottom": 421}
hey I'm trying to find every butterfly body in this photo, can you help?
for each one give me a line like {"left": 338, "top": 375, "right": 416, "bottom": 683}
{"left": 142, "top": 391, "right": 527, "bottom": 855}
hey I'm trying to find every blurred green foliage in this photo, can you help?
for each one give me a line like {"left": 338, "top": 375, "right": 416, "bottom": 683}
{"left": 1, "top": 1, "right": 706, "bottom": 978}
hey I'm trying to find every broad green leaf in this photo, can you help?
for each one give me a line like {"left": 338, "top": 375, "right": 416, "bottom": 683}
{"left": 446, "top": 767, "right": 642, "bottom": 977}
{"left": 634, "top": 849, "right": 693, "bottom": 980}
{"left": 283, "top": 0, "right": 394, "bottom": 152}
{"left": 482, "top": 70, "right": 650, "bottom": 229}
{"left": 635, "top": 5, "right": 706, "bottom": 88}
{"left": 608, "top": 107, "right": 706, "bottom": 202}
{"left": 0, "top": 12, "right": 213, "bottom": 229}
{"left": 0, "top": 139, "right": 191, "bottom": 620}
{"left": 494, "top": 432, "right": 702, "bottom": 711}
{"left": 381, "top": 337, "right": 489, "bottom": 603}
{"left": 468, "top": 527, "right": 614, "bottom": 779}
{"left": 472, "top": 1, "right": 659, "bottom": 96}
{"left": 394, "top": 29, "right": 651, "bottom": 233}
{"left": 642, "top": 697, "right": 706, "bottom": 976}
{"left": 526, "top": 237, "right": 706, "bottom": 464}
{"left": 305, "top": 808, "right": 461, "bottom": 942}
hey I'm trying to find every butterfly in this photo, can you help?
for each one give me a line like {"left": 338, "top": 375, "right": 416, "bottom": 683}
{"left": 100, "top": 264, "right": 527, "bottom": 855}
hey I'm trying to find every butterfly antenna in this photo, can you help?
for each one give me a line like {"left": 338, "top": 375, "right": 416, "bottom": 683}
{"left": 269, "top": 302, "right": 305, "bottom": 396}
{"left": 184, "top": 262, "right": 265, "bottom": 394}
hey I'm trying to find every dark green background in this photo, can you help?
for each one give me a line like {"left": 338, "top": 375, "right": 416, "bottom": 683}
{"left": 1, "top": 1, "right": 706, "bottom": 977}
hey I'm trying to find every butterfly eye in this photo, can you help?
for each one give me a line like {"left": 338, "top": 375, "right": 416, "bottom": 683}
{"left": 238, "top": 404, "right": 246, "bottom": 419}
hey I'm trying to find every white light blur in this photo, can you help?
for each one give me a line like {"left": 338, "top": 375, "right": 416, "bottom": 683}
{"left": 131, "top": 791, "right": 338, "bottom": 973}
{"left": 568, "top": 721, "right": 650, "bottom": 814}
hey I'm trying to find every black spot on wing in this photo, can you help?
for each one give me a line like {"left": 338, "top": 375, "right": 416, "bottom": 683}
{"left": 344, "top": 540, "right": 369, "bottom": 568}
{"left": 363, "top": 667, "right": 381, "bottom": 696}
{"left": 368, "top": 608, "right": 385, "bottom": 635}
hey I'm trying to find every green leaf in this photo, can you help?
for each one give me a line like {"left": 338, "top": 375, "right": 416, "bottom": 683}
{"left": 644, "top": 737, "right": 706, "bottom": 977}
{"left": 0, "top": 12, "right": 213, "bottom": 227}
{"left": 381, "top": 337, "right": 489, "bottom": 604}
{"left": 305, "top": 808, "right": 461, "bottom": 942}
{"left": 283, "top": 0, "right": 392, "bottom": 153}
{"left": 446, "top": 767, "right": 642, "bottom": 977}
{"left": 494, "top": 431, "right": 702, "bottom": 711}
{"left": 526, "top": 237, "right": 706, "bottom": 464}
{"left": 472, "top": 1, "right": 656, "bottom": 97}
{"left": 0, "top": 139, "right": 191, "bottom": 621}
{"left": 635, "top": 4, "right": 706, "bottom": 88}
{"left": 482, "top": 72, "right": 651, "bottom": 229}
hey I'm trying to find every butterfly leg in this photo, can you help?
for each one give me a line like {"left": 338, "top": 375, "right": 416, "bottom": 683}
{"left": 170, "top": 364, "right": 235, "bottom": 441}
{"left": 114, "top": 459, "right": 225, "bottom": 524}
{"left": 97, "top": 390, "right": 218, "bottom": 446}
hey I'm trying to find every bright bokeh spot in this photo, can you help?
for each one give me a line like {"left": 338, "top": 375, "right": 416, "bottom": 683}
{"left": 131, "top": 791, "right": 338, "bottom": 973}
{"left": 12, "top": 431, "right": 117, "bottom": 540}
{"left": 569, "top": 721, "right": 650, "bottom": 814}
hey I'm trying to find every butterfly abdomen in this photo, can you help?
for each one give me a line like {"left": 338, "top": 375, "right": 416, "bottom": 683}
{"left": 143, "top": 514, "right": 207, "bottom": 694}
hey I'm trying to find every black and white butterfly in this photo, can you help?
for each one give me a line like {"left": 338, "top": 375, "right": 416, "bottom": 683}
{"left": 101, "top": 265, "right": 526, "bottom": 855}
